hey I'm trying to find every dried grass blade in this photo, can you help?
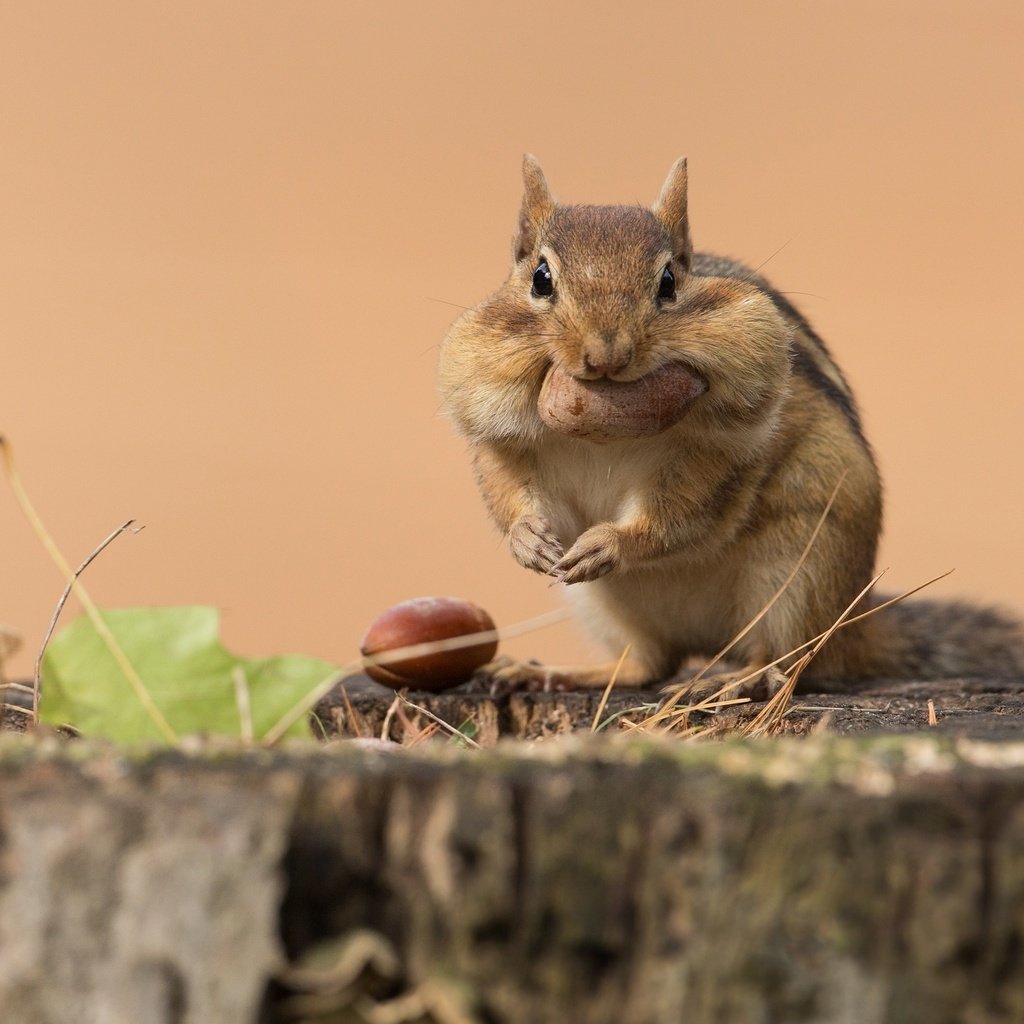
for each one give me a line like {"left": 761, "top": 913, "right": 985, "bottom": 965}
{"left": 361, "top": 607, "right": 571, "bottom": 677}
{"left": 657, "top": 472, "right": 847, "bottom": 719}
{"left": 33, "top": 518, "right": 143, "bottom": 719}
{"left": 744, "top": 568, "right": 887, "bottom": 736}
{"left": 232, "top": 665, "right": 254, "bottom": 743}
{"left": 0, "top": 438, "right": 178, "bottom": 745}
{"left": 591, "top": 644, "right": 631, "bottom": 734}
{"left": 380, "top": 691, "right": 402, "bottom": 742}
{"left": 340, "top": 682, "right": 365, "bottom": 738}
{"left": 264, "top": 607, "right": 569, "bottom": 746}
{"left": 398, "top": 694, "right": 482, "bottom": 749}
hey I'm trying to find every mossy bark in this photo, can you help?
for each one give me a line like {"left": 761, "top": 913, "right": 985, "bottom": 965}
{"left": 0, "top": 736, "right": 1022, "bottom": 1023}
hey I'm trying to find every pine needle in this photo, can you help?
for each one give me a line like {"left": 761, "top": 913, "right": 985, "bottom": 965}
{"left": 232, "top": 665, "right": 254, "bottom": 743}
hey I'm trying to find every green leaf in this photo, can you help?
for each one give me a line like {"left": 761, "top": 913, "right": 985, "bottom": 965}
{"left": 453, "top": 718, "right": 478, "bottom": 745}
{"left": 40, "top": 606, "right": 338, "bottom": 743}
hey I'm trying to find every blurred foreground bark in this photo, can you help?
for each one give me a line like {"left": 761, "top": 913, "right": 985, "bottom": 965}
{"left": 0, "top": 735, "right": 1022, "bottom": 1023}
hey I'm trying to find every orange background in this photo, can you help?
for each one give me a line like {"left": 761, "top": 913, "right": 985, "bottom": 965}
{"left": 2, "top": 2, "right": 1022, "bottom": 681}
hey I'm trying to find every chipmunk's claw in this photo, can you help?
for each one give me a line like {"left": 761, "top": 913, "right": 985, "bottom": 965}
{"left": 472, "top": 655, "right": 579, "bottom": 695}
{"left": 509, "top": 515, "right": 564, "bottom": 575}
{"left": 550, "top": 524, "right": 621, "bottom": 584}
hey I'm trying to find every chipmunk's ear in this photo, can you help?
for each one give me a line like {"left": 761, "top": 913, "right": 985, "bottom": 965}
{"left": 514, "top": 154, "right": 555, "bottom": 262}
{"left": 654, "top": 157, "right": 692, "bottom": 270}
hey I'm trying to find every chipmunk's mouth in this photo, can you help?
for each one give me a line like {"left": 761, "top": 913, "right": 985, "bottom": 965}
{"left": 537, "top": 361, "right": 708, "bottom": 442}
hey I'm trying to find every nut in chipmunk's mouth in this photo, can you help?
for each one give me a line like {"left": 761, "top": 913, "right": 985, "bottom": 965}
{"left": 537, "top": 361, "right": 708, "bottom": 442}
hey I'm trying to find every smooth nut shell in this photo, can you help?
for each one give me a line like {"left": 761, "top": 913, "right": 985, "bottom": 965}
{"left": 538, "top": 362, "right": 707, "bottom": 441}
{"left": 360, "top": 597, "right": 497, "bottom": 691}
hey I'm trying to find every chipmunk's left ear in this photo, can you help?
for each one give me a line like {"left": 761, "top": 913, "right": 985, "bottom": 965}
{"left": 654, "top": 157, "right": 692, "bottom": 270}
{"left": 514, "top": 154, "right": 555, "bottom": 262}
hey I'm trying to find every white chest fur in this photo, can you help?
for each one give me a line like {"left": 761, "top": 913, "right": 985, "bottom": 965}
{"left": 533, "top": 430, "right": 748, "bottom": 664}
{"left": 534, "top": 433, "right": 664, "bottom": 541}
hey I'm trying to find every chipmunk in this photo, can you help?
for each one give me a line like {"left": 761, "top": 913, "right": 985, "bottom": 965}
{"left": 439, "top": 156, "right": 1024, "bottom": 694}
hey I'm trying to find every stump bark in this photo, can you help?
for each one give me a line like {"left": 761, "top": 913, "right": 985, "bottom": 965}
{"left": 314, "top": 674, "right": 1024, "bottom": 744}
{"left": 0, "top": 735, "right": 1023, "bottom": 1023}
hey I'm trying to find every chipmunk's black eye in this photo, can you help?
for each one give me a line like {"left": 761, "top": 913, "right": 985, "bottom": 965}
{"left": 657, "top": 264, "right": 676, "bottom": 302}
{"left": 532, "top": 260, "right": 554, "bottom": 298}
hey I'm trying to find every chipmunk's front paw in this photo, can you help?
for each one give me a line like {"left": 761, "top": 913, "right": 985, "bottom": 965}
{"left": 509, "top": 514, "right": 564, "bottom": 574}
{"left": 472, "top": 655, "right": 573, "bottom": 696}
{"left": 551, "top": 524, "right": 622, "bottom": 584}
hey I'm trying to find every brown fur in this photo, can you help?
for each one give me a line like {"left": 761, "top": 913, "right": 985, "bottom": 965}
{"left": 439, "top": 157, "right": 1024, "bottom": 691}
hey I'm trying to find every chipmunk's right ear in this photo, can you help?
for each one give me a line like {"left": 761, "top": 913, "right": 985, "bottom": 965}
{"left": 514, "top": 154, "right": 555, "bottom": 262}
{"left": 654, "top": 157, "right": 693, "bottom": 270}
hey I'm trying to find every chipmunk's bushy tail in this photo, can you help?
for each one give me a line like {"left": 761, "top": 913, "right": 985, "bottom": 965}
{"left": 860, "top": 598, "right": 1024, "bottom": 680}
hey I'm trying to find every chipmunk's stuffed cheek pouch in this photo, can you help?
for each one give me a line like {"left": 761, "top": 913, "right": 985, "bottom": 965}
{"left": 537, "top": 362, "right": 708, "bottom": 442}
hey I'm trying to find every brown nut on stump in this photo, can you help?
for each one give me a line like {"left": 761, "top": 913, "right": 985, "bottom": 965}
{"left": 360, "top": 597, "right": 498, "bottom": 691}
{"left": 538, "top": 361, "right": 707, "bottom": 441}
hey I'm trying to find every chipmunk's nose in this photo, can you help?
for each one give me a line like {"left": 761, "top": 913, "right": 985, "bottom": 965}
{"left": 581, "top": 334, "right": 633, "bottom": 379}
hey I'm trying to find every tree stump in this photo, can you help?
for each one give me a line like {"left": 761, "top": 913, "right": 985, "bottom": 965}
{"left": 314, "top": 673, "right": 1024, "bottom": 744}
{"left": 0, "top": 734, "right": 1023, "bottom": 1023}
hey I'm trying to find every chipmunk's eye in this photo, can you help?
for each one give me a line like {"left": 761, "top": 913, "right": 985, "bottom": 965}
{"left": 531, "top": 260, "right": 554, "bottom": 298}
{"left": 657, "top": 265, "right": 676, "bottom": 302}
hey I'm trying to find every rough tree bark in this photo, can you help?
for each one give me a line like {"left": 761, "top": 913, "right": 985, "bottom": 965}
{"left": 315, "top": 674, "right": 1024, "bottom": 744}
{"left": 0, "top": 735, "right": 1022, "bottom": 1024}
